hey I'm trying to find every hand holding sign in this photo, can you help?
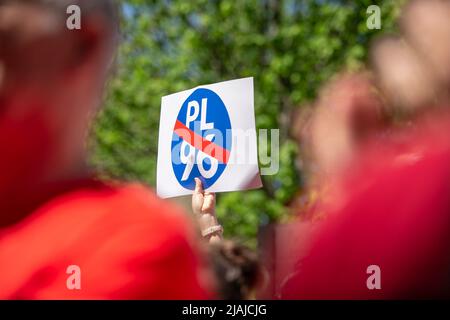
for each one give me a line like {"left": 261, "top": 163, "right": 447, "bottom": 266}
{"left": 192, "top": 177, "right": 222, "bottom": 243}
{"left": 192, "top": 178, "right": 216, "bottom": 215}
{"left": 157, "top": 77, "right": 262, "bottom": 198}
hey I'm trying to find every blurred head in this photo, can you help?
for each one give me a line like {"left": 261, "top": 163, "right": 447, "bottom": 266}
{"left": 401, "top": 0, "right": 450, "bottom": 87}
{"left": 0, "top": 0, "right": 119, "bottom": 191}
{"left": 208, "top": 240, "right": 265, "bottom": 300}
{"left": 371, "top": 37, "right": 439, "bottom": 113}
{"left": 371, "top": 0, "right": 450, "bottom": 114}
{"left": 306, "top": 73, "right": 384, "bottom": 177}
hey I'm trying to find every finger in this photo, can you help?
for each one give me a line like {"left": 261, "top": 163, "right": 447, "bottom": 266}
{"left": 204, "top": 191, "right": 215, "bottom": 199}
{"left": 194, "top": 177, "right": 203, "bottom": 194}
{"left": 192, "top": 197, "right": 203, "bottom": 214}
{"left": 202, "top": 192, "right": 215, "bottom": 213}
{"left": 192, "top": 193, "right": 203, "bottom": 214}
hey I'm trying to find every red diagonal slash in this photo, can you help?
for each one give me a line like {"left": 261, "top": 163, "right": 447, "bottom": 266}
{"left": 174, "top": 120, "right": 230, "bottom": 164}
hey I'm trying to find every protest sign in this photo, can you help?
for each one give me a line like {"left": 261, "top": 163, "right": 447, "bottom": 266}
{"left": 157, "top": 77, "right": 262, "bottom": 198}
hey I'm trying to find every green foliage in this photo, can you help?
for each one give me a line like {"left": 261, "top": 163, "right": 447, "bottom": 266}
{"left": 90, "top": 0, "right": 402, "bottom": 247}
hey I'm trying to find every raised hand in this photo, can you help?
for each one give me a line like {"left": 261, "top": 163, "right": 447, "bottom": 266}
{"left": 192, "top": 178, "right": 222, "bottom": 243}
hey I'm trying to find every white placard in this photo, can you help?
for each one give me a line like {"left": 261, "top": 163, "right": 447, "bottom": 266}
{"left": 157, "top": 77, "right": 262, "bottom": 198}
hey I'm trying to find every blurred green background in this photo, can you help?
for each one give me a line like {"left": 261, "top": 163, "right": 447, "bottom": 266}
{"left": 89, "top": 0, "right": 402, "bottom": 248}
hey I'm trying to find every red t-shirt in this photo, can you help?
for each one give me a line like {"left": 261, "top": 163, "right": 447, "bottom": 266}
{"left": 281, "top": 111, "right": 450, "bottom": 299}
{"left": 0, "top": 181, "right": 211, "bottom": 299}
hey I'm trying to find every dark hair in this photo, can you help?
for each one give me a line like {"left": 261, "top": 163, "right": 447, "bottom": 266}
{"left": 209, "top": 240, "right": 263, "bottom": 300}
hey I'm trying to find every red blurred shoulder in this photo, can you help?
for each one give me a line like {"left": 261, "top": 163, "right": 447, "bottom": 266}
{"left": 11, "top": 180, "right": 194, "bottom": 238}
{"left": 0, "top": 179, "right": 195, "bottom": 260}
{"left": 0, "top": 180, "right": 210, "bottom": 299}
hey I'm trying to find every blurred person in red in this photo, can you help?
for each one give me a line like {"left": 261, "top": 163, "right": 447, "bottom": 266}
{"left": 283, "top": 104, "right": 450, "bottom": 298}
{"left": 280, "top": 0, "right": 450, "bottom": 299}
{"left": 0, "top": 0, "right": 211, "bottom": 299}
